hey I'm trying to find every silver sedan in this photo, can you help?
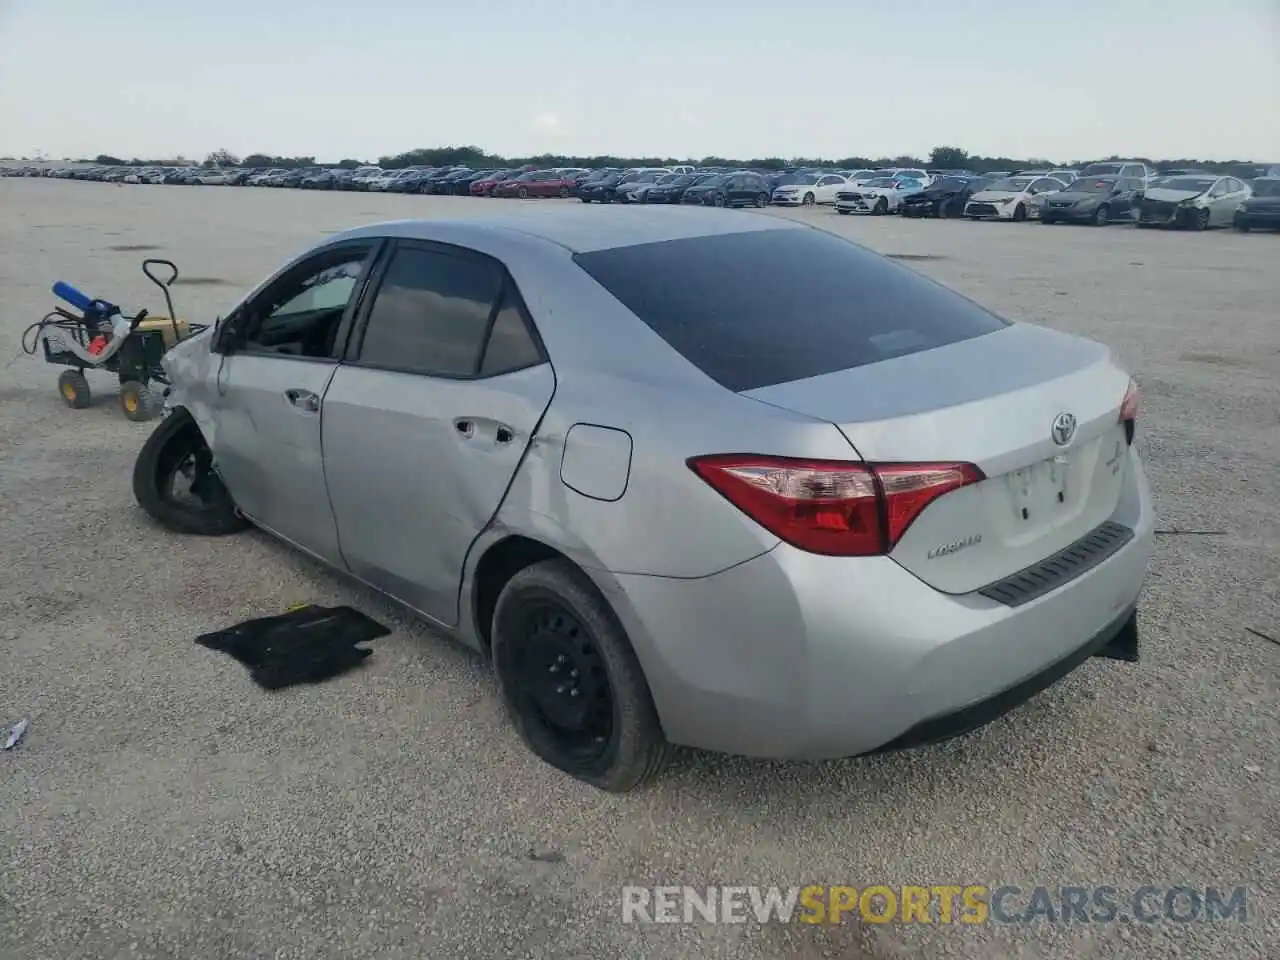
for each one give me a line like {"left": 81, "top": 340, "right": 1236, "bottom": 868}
{"left": 134, "top": 207, "right": 1155, "bottom": 791}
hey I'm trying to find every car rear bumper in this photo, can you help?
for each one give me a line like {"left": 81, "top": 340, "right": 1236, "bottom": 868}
{"left": 965, "top": 202, "right": 1021, "bottom": 219}
{"left": 1235, "top": 210, "right": 1280, "bottom": 228}
{"left": 835, "top": 199, "right": 878, "bottom": 214}
{"left": 596, "top": 446, "right": 1154, "bottom": 760}
{"left": 1041, "top": 205, "right": 1094, "bottom": 221}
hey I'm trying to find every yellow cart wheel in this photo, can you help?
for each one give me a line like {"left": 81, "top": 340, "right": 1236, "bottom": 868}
{"left": 119, "top": 381, "right": 156, "bottom": 422}
{"left": 57, "top": 370, "right": 91, "bottom": 409}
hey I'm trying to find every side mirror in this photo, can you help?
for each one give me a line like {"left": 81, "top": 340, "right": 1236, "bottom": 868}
{"left": 214, "top": 311, "right": 244, "bottom": 354}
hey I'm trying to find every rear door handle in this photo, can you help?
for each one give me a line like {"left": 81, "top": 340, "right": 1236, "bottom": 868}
{"left": 454, "top": 418, "right": 516, "bottom": 444}
{"left": 285, "top": 388, "right": 320, "bottom": 413}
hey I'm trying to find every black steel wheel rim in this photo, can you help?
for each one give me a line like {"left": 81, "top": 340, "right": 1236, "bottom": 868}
{"left": 157, "top": 428, "right": 221, "bottom": 512}
{"left": 503, "top": 599, "right": 614, "bottom": 765}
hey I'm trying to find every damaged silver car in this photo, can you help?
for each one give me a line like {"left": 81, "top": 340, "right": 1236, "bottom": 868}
{"left": 134, "top": 207, "right": 1154, "bottom": 792}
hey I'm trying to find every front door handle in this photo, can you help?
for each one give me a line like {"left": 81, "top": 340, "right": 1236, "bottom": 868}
{"left": 285, "top": 388, "right": 320, "bottom": 413}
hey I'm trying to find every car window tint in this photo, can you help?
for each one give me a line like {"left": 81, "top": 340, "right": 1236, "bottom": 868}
{"left": 359, "top": 247, "right": 502, "bottom": 377}
{"left": 479, "top": 289, "right": 543, "bottom": 376}
{"left": 574, "top": 229, "right": 1008, "bottom": 392}
{"left": 247, "top": 249, "right": 369, "bottom": 358}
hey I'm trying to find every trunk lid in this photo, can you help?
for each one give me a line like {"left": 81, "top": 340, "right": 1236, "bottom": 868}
{"left": 743, "top": 324, "right": 1133, "bottom": 593}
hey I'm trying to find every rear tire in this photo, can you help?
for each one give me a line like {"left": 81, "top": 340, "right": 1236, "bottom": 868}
{"left": 491, "top": 559, "right": 671, "bottom": 792}
{"left": 132, "top": 408, "right": 249, "bottom": 536}
{"left": 57, "top": 370, "right": 91, "bottom": 409}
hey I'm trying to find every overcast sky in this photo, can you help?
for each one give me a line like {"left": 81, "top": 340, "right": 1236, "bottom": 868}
{"left": 1, "top": 0, "right": 1277, "bottom": 163}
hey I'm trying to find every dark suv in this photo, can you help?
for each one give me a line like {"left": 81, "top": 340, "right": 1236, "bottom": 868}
{"left": 680, "top": 172, "right": 771, "bottom": 208}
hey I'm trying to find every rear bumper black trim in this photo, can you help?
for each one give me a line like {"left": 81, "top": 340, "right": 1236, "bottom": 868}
{"left": 978, "top": 520, "right": 1134, "bottom": 608}
{"left": 868, "top": 605, "right": 1138, "bottom": 754}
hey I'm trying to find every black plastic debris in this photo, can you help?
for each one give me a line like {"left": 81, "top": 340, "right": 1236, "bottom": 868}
{"left": 196, "top": 604, "right": 390, "bottom": 690}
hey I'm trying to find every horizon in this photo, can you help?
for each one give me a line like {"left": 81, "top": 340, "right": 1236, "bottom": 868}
{"left": 1, "top": 0, "right": 1277, "bottom": 162}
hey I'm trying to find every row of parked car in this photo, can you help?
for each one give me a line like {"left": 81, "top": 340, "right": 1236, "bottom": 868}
{"left": 6, "top": 159, "right": 1278, "bottom": 231}
{"left": 798, "top": 162, "right": 1279, "bottom": 232}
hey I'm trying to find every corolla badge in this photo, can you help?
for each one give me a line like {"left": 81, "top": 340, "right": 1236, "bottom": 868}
{"left": 927, "top": 534, "right": 982, "bottom": 559}
{"left": 1051, "top": 412, "right": 1077, "bottom": 446}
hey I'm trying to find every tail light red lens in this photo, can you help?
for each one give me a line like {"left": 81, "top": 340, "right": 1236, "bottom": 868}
{"left": 687, "top": 455, "right": 984, "bottom": 557}
{"left": 1119, "top": 379, "right": 1140, "bottom": 444}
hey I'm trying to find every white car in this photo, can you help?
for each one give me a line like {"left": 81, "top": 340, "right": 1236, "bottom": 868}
{"left": 349, "top": 167, "right": 386, "bottom": 189}
{"left": 964, "top": 175, "right": 1067, "bottom": 221}
{"left": 368, "top": 169, "right": 422, "bottom": 191}
{"left": 248, "top": 168, "right": 285, "bottom": 185}
{"left": 197, "top": 169, "right": 238, "bottom": 186}
{"left": 834, "top": 176, "right": 926, "bottom": 215}
{"left": 772, "top": 172, "right": 849, "bottom": 206}
{"left": 840, "top": 168, "right": 880, "bottom": 184}
{"left": 887, "top": 167, "right": 931, "bottom": 185}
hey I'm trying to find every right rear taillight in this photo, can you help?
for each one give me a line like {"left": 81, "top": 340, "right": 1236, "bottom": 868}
{"left": 687, "top": 455, "right": 984, "bottom": 557}
{"left": 1119, "top": 379, "right": 1140, "bottom": 444}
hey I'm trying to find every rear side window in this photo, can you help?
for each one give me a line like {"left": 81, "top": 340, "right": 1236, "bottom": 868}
{"left": 574, "top": 229, "right": 1008, "bottom": 392}
{"left": 479, "top": 289, "right": 543, "bottom": 376}
{"left": 358, "top": 247, "right": 502, "bottom": 377}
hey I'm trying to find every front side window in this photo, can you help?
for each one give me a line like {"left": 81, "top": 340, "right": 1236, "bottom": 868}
{"left": 243, "top": 247, "right": 371, "bottom": 358}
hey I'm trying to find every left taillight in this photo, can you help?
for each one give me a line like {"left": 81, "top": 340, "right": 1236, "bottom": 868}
{"left": 1119, "top": 379, "right": 1140, "bottom": 444}
{"left": 687, "top": 455, "right": 984, "bottom": 557}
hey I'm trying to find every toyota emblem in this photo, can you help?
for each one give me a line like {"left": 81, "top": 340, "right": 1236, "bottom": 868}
{"left": 1051, "top": 412, "right": 1077, "bottom": 446}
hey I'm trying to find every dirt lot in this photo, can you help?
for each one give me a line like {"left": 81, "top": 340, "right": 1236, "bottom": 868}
{"left": 1, "top": 179, "right": 1277, "bottom": 960}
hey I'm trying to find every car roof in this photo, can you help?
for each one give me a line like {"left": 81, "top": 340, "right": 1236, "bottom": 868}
{"left": 329, "top": 206, "right": 804, "bottom": 254}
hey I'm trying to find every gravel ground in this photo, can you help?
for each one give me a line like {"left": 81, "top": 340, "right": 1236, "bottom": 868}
{"left": 1, "top": 180, "right": 1277, "bottom": 960}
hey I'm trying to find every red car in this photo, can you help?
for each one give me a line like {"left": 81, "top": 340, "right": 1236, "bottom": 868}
{"left": 470, "top": 170, "right": 520, "bottom": 197}
{"left": 492, "top": 170, "right": 577, "bottom": 199}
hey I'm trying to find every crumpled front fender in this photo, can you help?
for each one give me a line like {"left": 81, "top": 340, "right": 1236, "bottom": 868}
{"left": 161, "top": 328, "right": 222, "bottom": 449}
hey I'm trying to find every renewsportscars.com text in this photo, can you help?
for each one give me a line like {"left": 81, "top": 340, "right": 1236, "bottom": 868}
{"left": 621, "top": 885, "right": 1249, "bottom": 925}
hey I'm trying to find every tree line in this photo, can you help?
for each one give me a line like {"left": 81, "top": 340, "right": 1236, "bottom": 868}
{"left": 79, "top": 145, "right": 1270, "bottom": 179}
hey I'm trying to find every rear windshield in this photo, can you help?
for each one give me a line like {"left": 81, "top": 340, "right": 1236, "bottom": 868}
{"left": 1071, "top": 178, "right": 1117, "bottom": 193}
{"left": 1160, "top": 177, "right": 1215, "bottom": 192}
{"left": 573, "top": 229, "right": 1009, "bottom": 392}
